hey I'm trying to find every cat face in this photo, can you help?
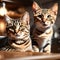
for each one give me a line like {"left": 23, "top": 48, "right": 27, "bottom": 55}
{"left": 32, "top": 2, "right": 58, "bottom": 30}
{"left": 5, "top": 12, "right": 30, "bottom": 41}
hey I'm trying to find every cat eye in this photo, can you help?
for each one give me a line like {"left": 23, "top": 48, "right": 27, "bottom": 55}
{"left": 38, "top": 15, "right": 42, "bottom": 18}
{"left": 20, "top": 25, "right": 22, "bottom": 27}
{"left": 19, "top": 23, "right": 20, "bottom": 25}
{"left": 47, "top": 15, "right": 51, "bottom": 18}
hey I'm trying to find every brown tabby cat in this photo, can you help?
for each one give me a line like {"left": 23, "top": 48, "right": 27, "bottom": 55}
{"left": 31, "top": 2, "right": 58, "bottom": 53}
{"left": 1, "top": 11, "right": 33, "bottom": 52}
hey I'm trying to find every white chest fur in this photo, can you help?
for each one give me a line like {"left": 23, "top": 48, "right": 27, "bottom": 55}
{"left": 38, "top": 27, "right": 53, "bottom": 53}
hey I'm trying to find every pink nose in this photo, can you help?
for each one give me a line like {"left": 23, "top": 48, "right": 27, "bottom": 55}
{"left": 15, "top": 29, "right": 18, "bottom": 33}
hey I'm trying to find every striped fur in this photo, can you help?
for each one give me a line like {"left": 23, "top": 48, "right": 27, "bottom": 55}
{"left": 2, "top": 11, "right": 33, "bottom": 52}
{"left": 32, "top": 2, "right": 58, "bottom": 53}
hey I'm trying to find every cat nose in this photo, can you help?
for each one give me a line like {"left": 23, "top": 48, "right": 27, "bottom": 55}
{"left": 15, "top": 29, "right": 18, "bottom": 33}
{"left": 42, "top": 20, "right": 45, "bottom": 23}
{"left": 45, "top": 21, "right": 50, "bottom": 25}
{"left": 42, "top": 17, "right": 48, "bottom": 23}
{"left": 15, "top": 27, "right": 19, "bottom": 33}
{"left": 43, "top": 17, "right": 46, "bottom": 22}
{"left": 42, "top": 19, "right": 47, "bottom": 26}
{"left": 42, "top": 19, "right": 46, "bottom": 24}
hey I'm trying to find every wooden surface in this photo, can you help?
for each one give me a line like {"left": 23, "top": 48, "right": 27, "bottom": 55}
{"left": 0, "top": 51, "right": 60, "bottom": 60}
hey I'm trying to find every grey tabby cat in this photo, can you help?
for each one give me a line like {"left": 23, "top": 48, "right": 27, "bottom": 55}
{"left": 32, "top": 2, "right": 58, "bottom": 53}
{"left": 1, "top": 11, "right": 33, "bottom": 52}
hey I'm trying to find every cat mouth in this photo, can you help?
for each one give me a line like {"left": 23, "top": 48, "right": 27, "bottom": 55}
{"left": 12, "top": 40, "right": 25, "bottom": 45}
{"left": 15, "top": 40, "right": 25, "bottom": 45}
{"left": 13, "top": 34, "right": 26, "bottom": 45}
{"left": 40, "top": 22, "right": 50, "bottom": 28}
{"left": 40, "top": 21, "right": 50, "bottom": 28}
{"left": 42, "top": 23, "right": 47, "bottom": 27}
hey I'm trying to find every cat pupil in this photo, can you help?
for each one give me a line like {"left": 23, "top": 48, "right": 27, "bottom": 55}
{"left": 47, "top": 15, "right": 51, "bottom": 18}
{"left": 38, "top": 15, "right": 42, "bottom": 18}
{"left": 38, "top": 14, "right": 43, "bottom": 18}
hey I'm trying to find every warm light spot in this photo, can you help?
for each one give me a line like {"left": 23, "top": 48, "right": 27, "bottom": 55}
{"left": 0, "top": 20, "right": 6, "bottom": 33}
{"left": 0, "top": 3, "right": 7, "bottom": 16}
{"left": 0, "top": 22, "right": 5, "bottom": 31}
{"left": 0, "top": 7, "right": 7, "bottom": 16}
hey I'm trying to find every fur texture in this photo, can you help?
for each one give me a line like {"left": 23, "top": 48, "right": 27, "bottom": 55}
{"left": 31, "top": 2, "right": 58, "bottom": 53}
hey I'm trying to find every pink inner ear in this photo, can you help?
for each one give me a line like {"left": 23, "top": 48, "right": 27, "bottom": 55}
{"left": 51, "top": 3, "right": 58, "bottom": 14}
{"left": 32, "top": 2, "right": 36, "bottom": 10}
{"left": 26, "top": 20, "right": 29, "bottom": 25}
{"left": 23, "top": 12, "right": 30, "bottom": 25}
{"left": 32, "top": 2, "right": 39, "bottom": 11}
{"left": 32, "top": 2, "right": 41, "bottom": 11}
{"left": 26, "top": 14, "right": 30, "bottom": 25}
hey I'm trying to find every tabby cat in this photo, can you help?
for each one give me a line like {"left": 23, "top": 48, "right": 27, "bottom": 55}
{"left": 1, "top": 11, "right": 33, "bottom": 52}
{"left": 31, "top": 2, "right": 58, "bottom": 53}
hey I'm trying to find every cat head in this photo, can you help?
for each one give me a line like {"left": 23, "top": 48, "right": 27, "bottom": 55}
{"left": 32, "top": 2, "right": 58, "bottom": 29}
{"left": 5, "top": 11, "right": 30, "bottom": 40}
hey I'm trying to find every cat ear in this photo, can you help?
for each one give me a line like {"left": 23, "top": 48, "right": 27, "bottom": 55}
{"left": 50, "top": 3, "right": 58, "bottom": 15}
{"left": 32, "top": 1, "right": 41, "bottom": 11}
{"left": 5, "top": 15, "right": 11, "bottom": 24}
{"left": 22, "top": 12, "right": 30, "bottom": 25}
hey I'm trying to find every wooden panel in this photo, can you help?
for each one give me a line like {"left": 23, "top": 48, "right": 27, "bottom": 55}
{"left": 0, "top": 51, "right": 60, "bottom": 60}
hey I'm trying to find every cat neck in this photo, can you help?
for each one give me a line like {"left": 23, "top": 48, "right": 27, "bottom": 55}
{"left": 35, "top": 26, "right": 52, "bottom": 35}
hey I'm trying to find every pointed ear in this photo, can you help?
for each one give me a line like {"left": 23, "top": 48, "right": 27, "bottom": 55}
{"left": 22, "top": 12, "right": 30, "bottom": 25}
{"left": 32, "top": 1, "right": 41, "bottom": 11}
{"left": 5, "top": 15, "right": 11, "bottom": 24}
{"left": 50, "top": 3, "right": 58, "bottom": 15}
